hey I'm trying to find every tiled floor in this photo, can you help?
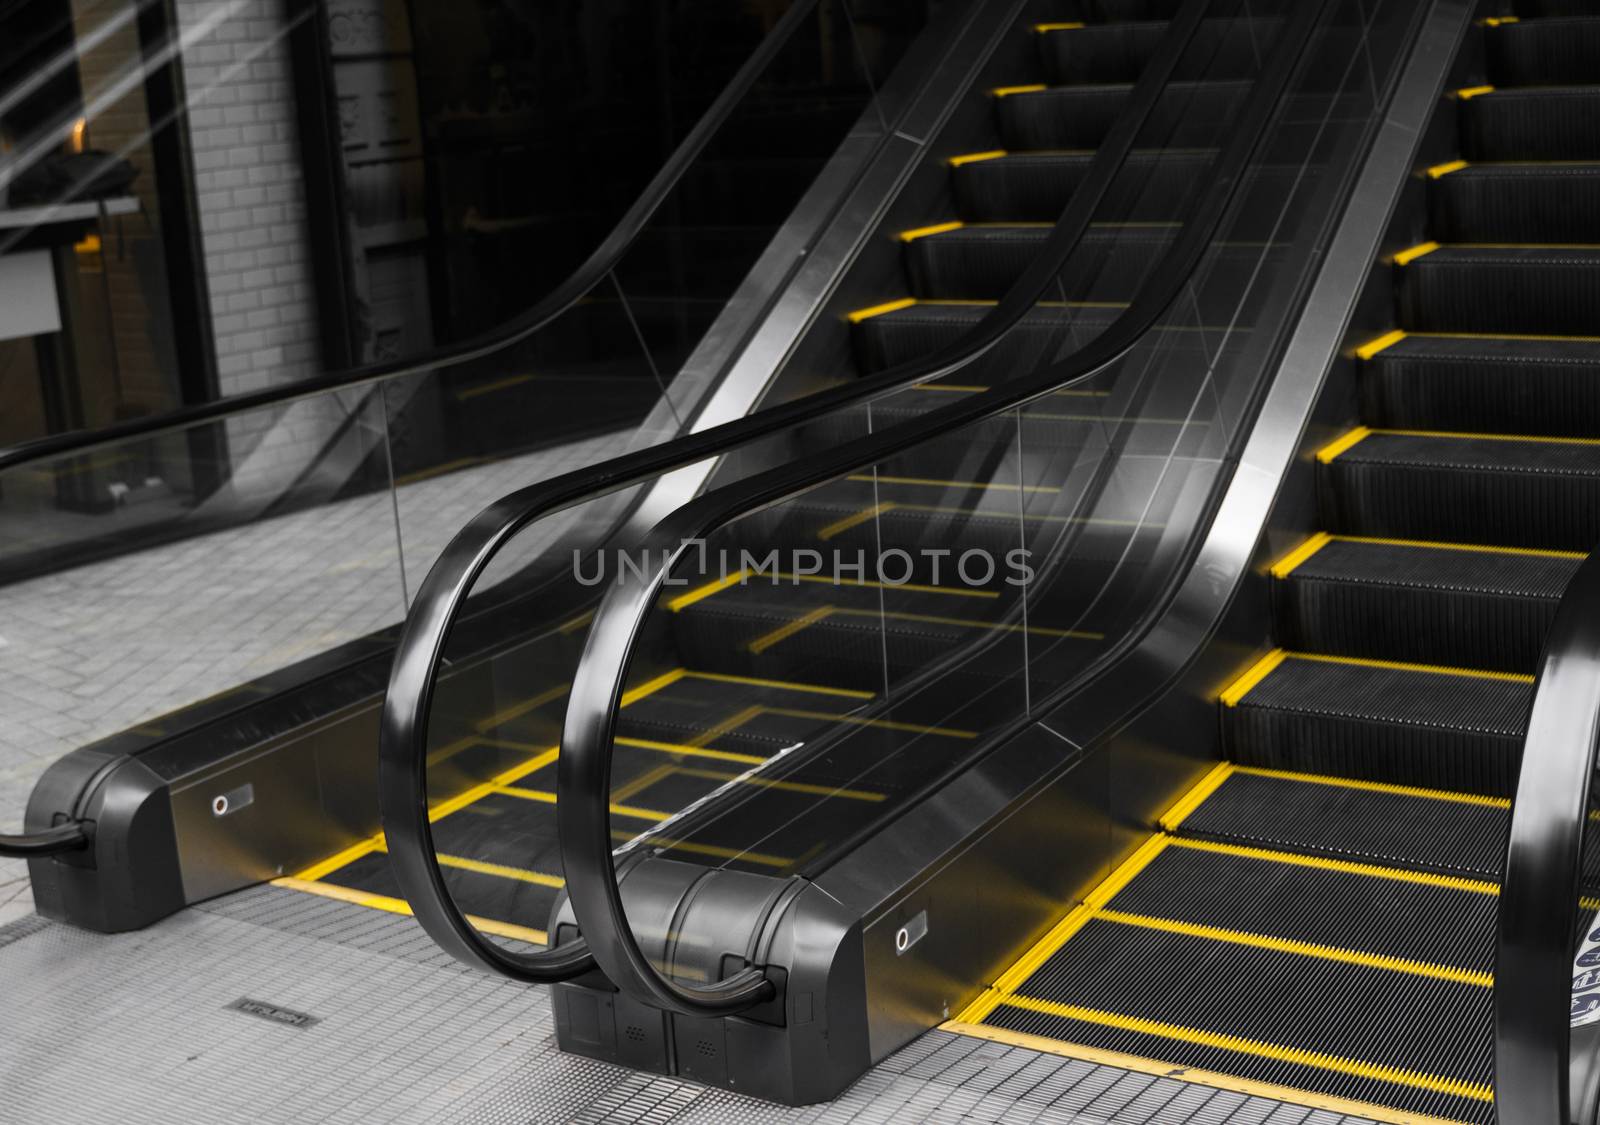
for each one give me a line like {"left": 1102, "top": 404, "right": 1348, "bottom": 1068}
{"left": 0, "top": 428, "right": 639, "bottom": 916}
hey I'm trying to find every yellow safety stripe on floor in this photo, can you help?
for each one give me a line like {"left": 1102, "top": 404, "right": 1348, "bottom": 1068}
{"left": 1096, "top": 908, "right": 1492, "bottom": 987}
{"left": 1267, "top": 532, "right": 1333, "bottom": 578}
{"left": 1393, "top": 241, "right": 1441, "bottom": 265}
{"left": 1232, "top": 765, "right": 1511, "bottom": 809}
{"left": 942, "top": 1022, "right": 1473, "bottom": 1125}
{"left": 990, "top": 993, "right": 1495, "bottom": 1104}
{"left": 272, "top": 877, "right": 548, "bottom": 946}
{"left": 1426, "top": 159, "right": 1468, "bottom": 179}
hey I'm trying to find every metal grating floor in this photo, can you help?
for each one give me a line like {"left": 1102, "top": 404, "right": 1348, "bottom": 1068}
{"left": 0, "top": 886, "right": 1389, "bottom": 1124}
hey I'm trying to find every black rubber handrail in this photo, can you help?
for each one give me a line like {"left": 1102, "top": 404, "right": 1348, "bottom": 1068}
{"left": 555, "top": 0, "right": 1337, "bottom": 1018}
{"left": 0, "top": 0, "right": 824, "bottom": 477}
{"left": 377, "top": 0, "right": 1233, "bottom": 987}
{"left": 1496, "top": 548, "right": 1600, "bottom": 1124}
{"left": 0, "top": 822, "right": 87, "bottom": 859}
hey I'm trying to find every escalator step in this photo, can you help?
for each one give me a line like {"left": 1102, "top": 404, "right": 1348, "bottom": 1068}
{"left": 950, "top": 149, "right": 1214, "bottom": 224}
{"left": 850, "top": 300, "right": 1122, "bottom": 374}
{"left": 902, "top": 223, "right": 1174, "bottom": 300}
{"left": 1362, "top": 332, "right": 1600, "bottom": 436}
{"left": 1429, "top": 162, "right": 1600, "bottom": 242}
{"left": 1397, "top": 244, "right": 1600, "bottom": 335}
{"left": 993, "top": 80, "right": 1249, "bottom": 151}
{"left": 1175, "top": 767, "right": 1509, "bottom": 879}
{"left": 1317, "top": 428, "right": 1600, "bottom": 550}
{"left": 1485, "top": 14, "right": 1600, "bottom": 84}
{"left": 1105, "top": 839, "right": 1494, "bottom": 980}
{"left": 1221, "top": 652, "right": 1530, "bottom": 794}
{"left": 984, "top": 920, "right": 1493, "bottom": 1124}
{"left": 1459, "top": 85, "right": 1600, "bottom": 160}
{"left": 1035, "top": 18, "right": 1280, "bottom": 85}
{"left": 1271, "top": 535, "right": 1576, "bottom": 673}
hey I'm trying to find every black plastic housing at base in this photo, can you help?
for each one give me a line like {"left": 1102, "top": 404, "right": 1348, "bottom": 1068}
{"left": 550, "top": 860, "right": 869, "bottom": 1105}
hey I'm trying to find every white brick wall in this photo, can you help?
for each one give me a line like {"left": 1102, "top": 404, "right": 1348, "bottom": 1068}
{"left": 172, "top": 0, "right": 337, "bottom": 501}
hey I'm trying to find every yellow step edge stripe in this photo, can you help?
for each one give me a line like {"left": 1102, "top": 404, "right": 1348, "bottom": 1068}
{"left": 958, "top": 834, "right": 1175, "bottom": 1024}
{"left": 899, "top": 220, "right": 963, "bottom": 242}
{"left": 273, "top": 877, "right": 548, "bottom": 946}
{"left": 667, "top": 572, "right": 746, "bottom": 612}
{"left": 615, "top": 736, "right": 765, "bottom": 766}
{"left": 1455, "top": 85, "right": 1494, "bottom": 100}
{"left": 749, "top": 606, "right": 835, "bottom": 655}
{"left": 429, "top": 852, "right": 566, "bottom": 889}
{"left": 941, "top": 1022, "right": 1473, "bottom": 1125}
{"left": 670, "top": 766, "right": 885, "bottom": 803}
{"left": 849, "top": 473, "right": 1061, "bottom": 494}
{"left": 992, "top": 993, "right": 1494, "bottom": 1104}
{"left": 1393, "top": 241, "right": 1441, "bottom": 265}
{"left": 1233, "top": 765, "right": 1511, "bottom": 809}
{"left": 948, "top": 149, "right": 1006, "bottom": 167}
{"left": 991, "top": 83, "right": 1047, "bottom": 97}
{"left": 1096, "top": 908, "right": 1492, "bottom": 987}
{"left": 1480, "top": 15, "right": 1517, "bottom": 26}
{"left": 845, "top": 296, "right": 917, "bottom": 324}
{"left": 818, "top": 501, "right": 896, "bottom": 541}
{"left": 1355, "top": 328, "right": 1407, "bottom": 359}
{"left": 1426, "top": 159, "right": 1468, "bottom": 180}
{"left": 1291, "top": 649, "right": 1535, "bottom": 685}
{"left": 1268, "top": 532, "right": 1333, "bottom": 579}
{"left": 295, "top": 835, "right": 386, "bottom": 882}
{"left": 1033, "top": 21, "right": 1084, "bottom": 31}
{"left": 1169, "top": 837, "right": 1499, "bottom": 896}
{"left": 1158, "top": 763, "right": 1235, "bottom": 831}
{"left": 686, "top": 668, "right": 875, "bottom": 699}
{"left": 1410, "top": 328, "right": 1600, "bottom": 343}
{"left": 497, "top": 787, "right": 670, "bottom": 823}
{"left": 1334, "top": 533, "right": 1586, "bottom": 561}
{"left": 620, "top": 667, "right": 688, "bottom": 705}
{"left": 1377, "top": 425, "right": 1600, "bottom": 447}
{"left": 763, "top": 706, "right": 977, "bottom": 739}
{"left": 1219, "top": 648, "right": 1288, "bottom": 707}
{"left": 1315, "top": 425, "right": 1372, "bottom": 463}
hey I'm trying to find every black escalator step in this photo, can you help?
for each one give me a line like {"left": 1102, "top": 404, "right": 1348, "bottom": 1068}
{"left": 1106, "top": 838, "right": 1495, "bottom": 979}
{"left": 1459, "top": 85, "right": 1600, "bottom": 161}
{"left": 950, "top": 149, "right": 1207, "bottom": 223}
{"left": 849, "top": 300, "right": 1122, "bottom": 375}
{"left": 1035, "top": 18, "right": 1280, "bottom": 85}
{"left": 1221, "top": 652, "right": 1530, "bottom": 794}
{"left": 1271, "top": 534, "right": 1577, "bottom": 673}
{"left": 1397, "top": 243, "right": 1600, "bottom": 335}
{"left": 1318, "top": 428, "right": 1600, "bottom": 550}
{"left": 1485, "top": 15, "right": 1600, "bottom": 85}
{"left": 1429, "top": 162, "right": 1600, "bottom": 242}
{"left": 993, "top": 80, "right": 1250, "bottom": 151}
{"left": 1363, "top": 331, "right": 1600, "bottom": 435}
{"left": 1176, "top": 767, "right": 1509, "bottom": 879}
{"left": 986, "top": 920, "right": 1493, "bottom": 1124}
{"left": 903, "top": 222, "right": 1177, "bottom": 301}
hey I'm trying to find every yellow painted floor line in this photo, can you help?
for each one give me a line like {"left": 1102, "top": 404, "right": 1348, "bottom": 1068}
{"left": 942, "top": 1022, "right": 1472, "bottom": 1125}
{"left": 1232, "top": 765, "right": 1511, "bottom": 809}
{"left": 1268, "top": 532, "right": 1332, "bottom": 578}
{"left": 1169, "top": 837, "right": 1499, "bottom": 896}
{"left": 1096, "top": 908, "right": 1492, "bottom": 987}
{"left": 993, "top": 994, "right": 1494, "bottom": 1104}
{"left": 273, "top": 877, "right": 548, "bottom": 946}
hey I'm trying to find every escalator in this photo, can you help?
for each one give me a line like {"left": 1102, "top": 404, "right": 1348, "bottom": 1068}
{"left": 306, "top": 0, "right": 1280, "bottom": 950}
{"left": 372, "top": 0, "right": 1600, "bottom": 1120}
{"left": 951, "top": 8, "right": 1600, "bottom": 1122}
